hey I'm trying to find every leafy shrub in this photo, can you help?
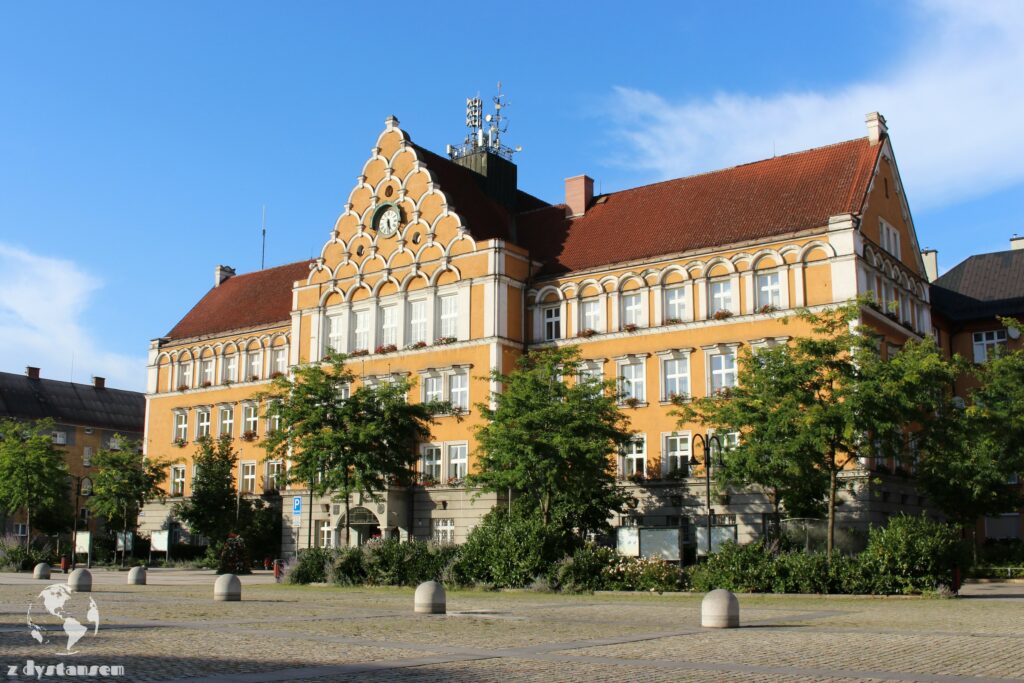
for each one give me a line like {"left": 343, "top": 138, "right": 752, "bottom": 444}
{"left": 288, "top": 547, "right": 335, "bottom": 584}
{"left": 552, "top": 543, "right": 617, "bottom": 593}
{"left": 689, "top": 541, "right": 777, "bottom": 593}
{"left": 602, "top": 555, "right": 685, "bottom": 592}
{"left": 450, "top": 504, "right": 575, "bottom": 588}
{"left": 328, "top": 547, "right": 367, "bottom": 586}
{"left": 360, "top": 539, "right": 457, "bottom": 586}
{"left": 858, "top": 514, "right": 964, "bottom": 594}
{"left": 217, "top": 536, "right": 251, "bottom": 575}
{"left": 0, "top": 535, "right": 56, "bottom": 571}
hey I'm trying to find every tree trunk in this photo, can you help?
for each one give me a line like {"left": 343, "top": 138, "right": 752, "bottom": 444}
{"left": 827, "top": 468, "right": 838, "bottom": 562}
{"left": 345, "top": 496, "right": 351, "bottom": 548}
{"left": 25, "top": 506, "right": 32, "bottom": 548}
{"left": 541, "top": 491, "right": 550, "bottom": 527}
{"left": 122, "top": 504, "right": 129, "bottom": 568}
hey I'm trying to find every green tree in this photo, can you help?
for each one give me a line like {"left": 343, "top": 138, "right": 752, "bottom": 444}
{"left": 174, "top": 435, "right": 242, "bottom": 547}
{"left": 261, "top": 352, "right": 440, "bottom": 546}
{"left": 678, "top": 304, "right": 959, "bottom": 559}
{"left": 916, "top": 335, "right": 1024, "bottom": 550}
{"left": 87, "top": 439, "right": 166, "bottom": 564}
{"left": 0, "top": 418, "right": 71, "bottom": 547}
{"left": 470, "top": 346, "right": 633, "bottom": 535}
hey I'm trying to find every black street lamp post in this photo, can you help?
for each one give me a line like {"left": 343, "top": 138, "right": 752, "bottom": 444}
{"left": 689, "top": 434, "right": 721, "bottom": 557}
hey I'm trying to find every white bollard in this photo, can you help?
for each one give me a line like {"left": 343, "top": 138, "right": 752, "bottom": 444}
{"left": 33, "top": 563, "right": 50, "bottom": 580}
{"left": 214, "top": 573, "right": 241, "bottom": 601}
{"left": 68, "top": 568, "right": 92, "bottom": 593}
{"left": 127, "top": 566, "right": 147, "bottom": 585}
{"left": 414, "top": 580, "right": 446, "bottom": 614}
{"left": 701, "top": 589, "right": 740, "bottom": 628}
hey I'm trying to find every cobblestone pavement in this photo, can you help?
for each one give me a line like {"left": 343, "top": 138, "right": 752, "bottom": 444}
{"left": 1, "top": 570, "right": 1022, "bottom": 682}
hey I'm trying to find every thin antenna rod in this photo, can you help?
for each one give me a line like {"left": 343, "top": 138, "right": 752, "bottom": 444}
{"left": 260, "top": 205, "right": 267, "bottom": 270}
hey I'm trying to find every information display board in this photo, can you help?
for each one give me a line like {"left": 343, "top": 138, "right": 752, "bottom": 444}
{"left": 639, "top": 528, "right": 682, "bottom": 561}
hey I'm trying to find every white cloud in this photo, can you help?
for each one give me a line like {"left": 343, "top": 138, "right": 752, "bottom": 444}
{"left": 606, "top": 0, "right": 1024, "bottom": 211}
{"left": 0, "top": 243, "right": 147, "bottom": 391}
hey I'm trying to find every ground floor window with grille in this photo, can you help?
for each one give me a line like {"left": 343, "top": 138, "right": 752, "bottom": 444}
{"left": 432, "top": 518, "right": 455, "bottom": 543}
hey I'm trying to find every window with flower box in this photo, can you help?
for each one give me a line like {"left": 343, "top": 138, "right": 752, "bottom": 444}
{"left": 664, "top": 286, "right": 687, "bottom": 322}
{"left": 621, "top": 292, "right": 642, "bottom": 328}
{"left": 660, "top": 353, "right": 690, "bottom": 401}
{"left": 618, "top": 360, "right": 646, "bottom": 403}
{"left": 379, "top": 305, "right": 398, "bottom": 347}
{"left": 222, "top": 354, "right": 238, "bottom": 383}
{"left": 177, "top": 360, "right": 193, "bottom": 389}
{"left": 170, "top": 465, "right": 186, "bottom": 496}
{"left": 242, "top": 404, "right": 259, "bottom": 437}
{"left": 421, "top": 446, "right": 441, "bottom": 482}
{"left": 246, "top": 351, "right": 262, "bottom": 381}
{"left": 438, "top": 294, "right": 458, "bottom": 340}
{"left": 408, "top": 299, "right": 428, "bottom": 345}
{"left": 351, "top": 310, "right": 370, "bottom": 352}
{"left": 200, "top": 359, "right": 215, "bottom": 386}
{"left": 622, "top": 436, "right": 646, "bottom": 477}
{"left": 449, "top": 371, "right": 468, "bottom": 411}
{"left": 708, "top": 350, "right": 737, "bottom": 394}
{"left": 709, "top": 280, "right": 733, "bottom": 316}
{"left": 581, "top": 299, "right": 601, "bottom": 332}
{"left": 218, "top": 406, "right": 234, "bottom": 437}
{"left": 756, "top": 272, "right": 782, "bottom": 309}
{"left": 447, "top": 444, "right": 468, "bottom": 480}
{"left": 196, "top": 408, "right": 211, "bottom": 438}
{"left": 173, "top": 412, "right": 188, "bottom": 442}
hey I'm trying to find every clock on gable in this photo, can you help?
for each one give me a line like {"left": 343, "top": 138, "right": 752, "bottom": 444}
{"left": 372, "top": 203, "right": 402, "bottom": 238}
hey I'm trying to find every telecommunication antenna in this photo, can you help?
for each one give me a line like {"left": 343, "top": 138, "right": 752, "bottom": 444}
{"left": 260, "top": 205, "right": 267, "bottom": 270}
{"left": 448, "top": 83, "right": 521, "bottom": 161}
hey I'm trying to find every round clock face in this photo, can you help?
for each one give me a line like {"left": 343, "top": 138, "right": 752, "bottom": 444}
{"left": 376, "top": 206, "right": 401, "bottom": 237}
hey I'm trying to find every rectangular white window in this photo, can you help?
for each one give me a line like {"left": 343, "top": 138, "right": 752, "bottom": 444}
{"left": 447, "top": 444, "right": 468, "bottom": 480}
{"left": 14, "top": 523, "right": 28, "bottom": 537}
{"left": 82, "top": 446, "right": 93, "bottom": 467}
{"left": 438, "top": 294, "right": 458, "bottom": 339}
{"left": 246, "top": 351, "right": 262, "bottom": 381}
{"left": 170, "top": 465, "right": 186, "bottom": 496}
{"left": 242, "top": 404, "right": 259, "bottom": 436}
{"left": 174, "top": 412, "right": 188, "bottom": 441}
{"left": 178, "top": 361, "right": 192, "bottom": 389}
{"left": 756, "top": 272, "right": 781, "bottom": 309}
{"left": 326, "top": 314, "right": 344, "bottom": 353}
{"left": 710, "top": 281, "right": 732, "bottom": 316}
{"left": 578, "top": 362, "right": 604, "bottom": 387}
{"left": 222, "top": 355, "right": 237, "bottom": 383}
{"left": 318, "top": 520, "right": 334, "bottom": 548}
{"left": 621, "top": 293, "right": 642, "bottom": 327}
{"left": 218, "top": 406, "right": 234, "bottom": 437}
{"left": 267, "top": 461, "right": 284, "bottom": 491}
{"left": 664, "top": 433, "right": 690, "bottom": 475}
{"left": 619, "top": 361, "right": 645, "bottom": 403}
{"left": 710, "top": 351, "right": 737, "bottom": 393}
{"left": 423, "top": 375, "right": 443, "bottom": 403}
{"left": 662, "top": 357, "right": 689, "bottom": 401}
{"left": 880, "top": 221, "right": 901, "bottom": 257}
{"left": 543, "top": 305, "right": 561, "bottom": 341}
{"left": 272, "top": 348, "right": 287, "bottom": 375}
{"left": 432, "top": 518, "right": 455, "bottom": 543}
{"left": 379, "top": 305, "right": 398, "bottom": 347}
{"left": 352, "top": 310, "right": 370, "bottom": 351}
{"left": 973, "top": 330, "right": 1007, "bottom": 363}
{"left": 421, "top": 446, "right": 442, "bottom": 482}
{"left": 664, "top": 287, "right": 687, "bottom": 321}
{"left": 623, "top": 436, "right": 646, "bottom": 477}
{"left": 449, "top": 371, "right": 468, "bottom": 411}
{"left": 581, "top": 299, "right": 601, "bottom": 332}
{"left": 267, "top": 400, "right": 281, "bottom": 433}
{"left": 408, "top": 300, "right": 428, "bottom": 344}
{"left": 196, "top": 409, "right": 211, "bottom": 438}
{"left": 200, "top": 359, "right": 214, "bottom": 386}
{"left": 240, "top": 462, "right": 256, "bottom": 494}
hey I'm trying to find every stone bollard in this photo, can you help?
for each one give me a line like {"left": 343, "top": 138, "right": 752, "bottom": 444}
{"left": 214, "top": 573, "right": 241, "bottom": 602}
{"left": 701, "top": 589, "right": 740, "bottom": 628}
{"left": 127, "top": 566, "right": 147, "bottom": 585}
{"left": 68, "top": 568, "right": 93, "bottom": 593}
{"left": 414, "top": 580, "right": 446, "bottom": 614}
{"left": 33, "top": 563, "right": 51, "bottom": 580}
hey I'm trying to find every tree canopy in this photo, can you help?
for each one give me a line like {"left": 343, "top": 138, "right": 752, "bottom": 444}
{"left": 174, "top": 435, "right": 243, "bottom": 546}
{"left": 470, "top": 346, "right": 633, "bottom": 534}
{"left": 88, "top": 439, "right": 166, "bottom": 535}
{"left": 0, "top": 418, "right": 71, "bottom": 545}
{"left": 261, "top": 352, "right": 440, "bottom": 545}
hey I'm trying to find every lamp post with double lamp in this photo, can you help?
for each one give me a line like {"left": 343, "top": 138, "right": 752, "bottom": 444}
{"left": 70, "top": 475, "right": 93, "bottom": 570}
{"left": 689, "top": 434, "right": 721, "bottom": 558}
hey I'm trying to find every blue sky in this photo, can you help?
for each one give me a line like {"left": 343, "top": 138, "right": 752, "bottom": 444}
{"left": 1, "top": 1, "right": 1022, "bottom": 391}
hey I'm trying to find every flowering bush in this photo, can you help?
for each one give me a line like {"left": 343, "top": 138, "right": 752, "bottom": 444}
{"left": 577, "top": 328, "right": 598, "bottom": 338}
{"left": 176, "top": 384, "right": 190, "bottom": 392}
{"left": 623, "top": 397, "right": 642, "bottom": 408}
{"left": 406, "top": 341, "right": 427, "bottom": 350}
{"left": 173, "top": 438, "right": 188, "bottom": 448}
{"left": 374, "top": 344, "right": 398, "bottom": 354}
{"left": 623, "top": 323, "right": 639, "bottom": 333}
{"left": 758, "top": 304, "right": 778, "bottom": 314}
{"left": 349, "top": 349, "right": 369, "bottom": 357}
{"left": 434, "top": 336, "right": 457, "bottom": 346}
{"left": 240, "top": 431, "right": 257, "bottom": 442}
{"left": 663, "top": 317, "right": 682, "bottom": 325}
{"left": 712, "top": 309, "right": 734, "bottom": 320}
{"left": 602, "top": 555, "right": 685, "bottom": 592}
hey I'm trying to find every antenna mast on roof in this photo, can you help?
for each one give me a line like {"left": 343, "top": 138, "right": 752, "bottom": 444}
{"left": 447, "top": 83, "right": 521, "bottom": 161}
{"left": 260, "top": 205, "right": 267, "bottom": 270}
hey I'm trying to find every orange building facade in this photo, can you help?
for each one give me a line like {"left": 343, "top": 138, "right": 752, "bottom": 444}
{"left": 142, "top": 108, "right": 932, "bottom": 555}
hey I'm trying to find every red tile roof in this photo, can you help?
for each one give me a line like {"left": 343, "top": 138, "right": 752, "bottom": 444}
{"left": 518, "top": 137, "right": 881, "bottom": 275}
{"left": 166, "top": 260, "right": 314, "bottom": 340}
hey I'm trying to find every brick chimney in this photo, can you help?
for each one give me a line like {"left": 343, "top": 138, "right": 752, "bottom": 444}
{"left": 866, "top": 112, "right": 887, "bottom": 146}
{"left": 26, "top": 366, "right": 40, "bottom": 380}
{"left": 214, "top": 264, "right": 236, "bottom": 287}
{"left": 565, "top": 175, "right": 594, "bottom": 217}
{"left": 1011, "top": 234, "right": 1024, "bottom": 251}
{"left": 93, "top": 376, "right": 106, "bottom": 389}
{"left": 921, "top": 249, "right": 938, "bottom": 282}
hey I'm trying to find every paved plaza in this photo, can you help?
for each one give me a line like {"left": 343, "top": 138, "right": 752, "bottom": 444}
{"left": 1, "top": 569, "right": 1022, "bottom": 682}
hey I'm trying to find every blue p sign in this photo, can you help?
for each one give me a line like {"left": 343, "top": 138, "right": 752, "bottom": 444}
{"left": 292, "top": 496, "right": 302, "bottom": 515}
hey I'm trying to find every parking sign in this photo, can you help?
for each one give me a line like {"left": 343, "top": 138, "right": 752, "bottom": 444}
{"left": 292, "top": 496, "right": 302, "bottom": 528}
